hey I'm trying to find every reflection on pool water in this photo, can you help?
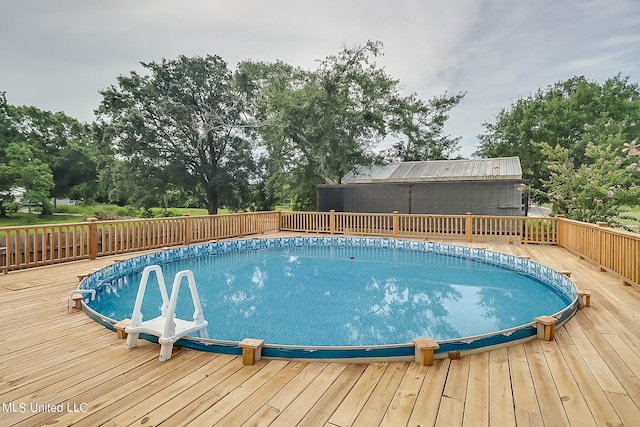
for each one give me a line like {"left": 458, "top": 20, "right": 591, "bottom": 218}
{"left": 87, "top": 239, "right": 574, "bottom": 347}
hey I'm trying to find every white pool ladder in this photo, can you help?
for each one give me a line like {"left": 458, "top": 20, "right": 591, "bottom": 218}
{"left": 125, "top": 265, "right": 209, "bottom": 361}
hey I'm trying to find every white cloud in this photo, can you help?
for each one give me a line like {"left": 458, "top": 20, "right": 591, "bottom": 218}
{"left": 1, "top": 0, "right": 639, "bottom": 157}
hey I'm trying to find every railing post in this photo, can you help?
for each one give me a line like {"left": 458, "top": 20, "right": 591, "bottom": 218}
{"left": 393, "top": 211, "right": 399, "bottom": 238}
{"left": 556, "top": 214, "right": 565, "bottom": 246}
{"left": 329, "top": 210, "right": 336, "bottom": 234}
{"left": 238, "top": 211, "right": 245, "bottom": 238}
{"left": 465, "top": 212, "right": 472, "bottom": 242}
{"left": 597, "top": 221, "right": 608, "bottom": 271}
{"left": 183, "top": 214, "right": 192, "bottom": 246}
{"left": 87, "top": 217, "right": 98, "bottom": 260}
{"left": 277, "top": 210, "right": 282, "bottom": 232}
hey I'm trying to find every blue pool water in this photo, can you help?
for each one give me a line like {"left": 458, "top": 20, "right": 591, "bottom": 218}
{"left": 88, "top": 243, "right": 572, "bottom": 347}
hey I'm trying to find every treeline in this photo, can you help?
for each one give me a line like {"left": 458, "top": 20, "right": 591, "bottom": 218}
{"left": 2, "top": 40, "right": 639, "bottom": 222}
{"left": 1, "top": 41, "right": 465, "bottom": 216}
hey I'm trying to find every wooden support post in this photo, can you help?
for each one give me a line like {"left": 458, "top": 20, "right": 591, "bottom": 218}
{"left": 329, "top": 210, "right": 336, "bottom": 235}
{"left": 596, "top": 221, "right": 608, "bottom": 271}
{"left": 413, "top": 338, "right": 439, "bottom": 366}
{"left": 87, "top": 217, "right": 98, "bottom": 260}
{"left": 72, "top": 294, "right": 83, "bottom": 310}
{"left": 392, "top": 211, "right": 399, "bottom": 238}
{"left": 535, "top": 316, "right": 558, "bottom": 341}
{"left": 239, "top": 338, "right": 264, "bottom": 365}
{"left": 238, "top": 211, "right": 245, "bottom": 238}
{"left": 183, "top": 214, "right": 192, "bottom": 246}
{"left": 465, "top": 212, "right": 472, "bottom": 242}
{"left": 114, "top": 319, "right": 131, "bottom": 339}
{"left": 577, "top": 290, "right": 591, "bottom": 309}
{"left": 0, "top": 247, "right": 7, "bottom": 274}
{"left": 77, "top": 268, "right": 99, "bottom": 283}
{"left": 448, "top": 351, "right": 461, "bottom": 360}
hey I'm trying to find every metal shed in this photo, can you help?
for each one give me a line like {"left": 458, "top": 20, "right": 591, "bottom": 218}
{"left": 317, "top": 157, "right": 528, "bottom": 216}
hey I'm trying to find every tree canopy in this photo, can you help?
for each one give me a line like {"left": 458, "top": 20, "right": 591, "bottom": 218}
{"left": 475, "top": 74, "right": 640, "bottom": 191}
{"left": 0, "top": 93, "right": 93, "bottom": 216}
{"left": 5, "top": 53, "right": 640, "bottom": 226}
{"left": 243, "top": 41, "right": 464, "bottom": 209}
{"left": 8, "top": 105, "right": 98, "bottom": 205}
{"left": 536, "top": 141, "right": 640, "bottom": 224}
{"left": 384, "top": 91, "right": 465, "bottom": 162}
{"left": 2, "top": 42, "right": 466, "bottom": 215}
{"left": 96, "top": 55, "right": 256, "bottom": 214}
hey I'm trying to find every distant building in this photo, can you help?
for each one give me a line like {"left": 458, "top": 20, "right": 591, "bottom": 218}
{"left": 317, "top": 157, "right": 528, "bottom": 216}
{"left": 2, "top": 187, "right": 26, "bottom": 203}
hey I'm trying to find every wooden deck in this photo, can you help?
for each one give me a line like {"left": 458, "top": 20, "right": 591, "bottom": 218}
{"left": 1, "top": 237, "right": 640, "bottom": 426}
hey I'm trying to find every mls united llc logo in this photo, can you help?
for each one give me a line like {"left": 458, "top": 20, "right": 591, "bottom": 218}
{"left": 2, "top": 401, "right": 88, "bottom": 413}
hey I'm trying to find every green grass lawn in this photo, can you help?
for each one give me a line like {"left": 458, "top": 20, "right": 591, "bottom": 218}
{"left": 0, "top": 213, "right": 87, "bottom": 227}
{"left": 0, "top": 204, "right": 293, "bottom": 227}
{"left": 616, "top": 205, "right": 640, "bottom": 228}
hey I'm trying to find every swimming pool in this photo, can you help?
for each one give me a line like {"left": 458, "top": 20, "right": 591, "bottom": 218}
{"left": 80, "top": 237, "right": 579, "bottom": 361}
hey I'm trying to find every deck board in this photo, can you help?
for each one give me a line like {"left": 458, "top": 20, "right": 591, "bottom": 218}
{"left": 539, "top": 339, "right": 596, "bottom": 427}
{"left": 507, "top": 333, "right": 544, "bottom": 426}
{"left": 553, "top": 328, "right": 624, "bottom": 427}
{"left": 488, "top": 348, "right": 516, "bottom": 427}
{"left": 352, "top": 362, "right": 408, "bottom": 427}
{"left": 436, "top": 356, "right": 469, "bottom": 426}
{"left": 1, "top": 236, "right": 640, "bottom": 426}
{"left": 524, "top": 340, "right": 569, "bottom": 427}
{"left": 463, "top": 352, "right": 489, "bottom": 427}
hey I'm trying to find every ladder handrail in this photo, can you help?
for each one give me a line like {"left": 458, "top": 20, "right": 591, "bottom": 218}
{"left": 130, "top": 265, "right": 170, "bottom": 327}
{"left": 162, "top": 270, "right": 208, "bottom": 341}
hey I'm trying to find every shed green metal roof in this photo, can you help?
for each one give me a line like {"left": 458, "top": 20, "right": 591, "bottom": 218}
{"left": 342, "top": 157, "right": 522, "bottom": 183}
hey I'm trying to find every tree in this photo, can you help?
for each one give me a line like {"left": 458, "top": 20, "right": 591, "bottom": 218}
{"left": 384, "top": 92, "right": 465, "bottom": 162}
{"left": 243, "top": 42, "right": 395, "bottom": 210}
{"left": 105, "top": 158, "right": 172, "bottom": 213}
{"left": 0, "top": 92, "right": 19, "bottom": 216}
{"left": 535, "top": 141, "right": 640, "bottom": 224}
{"left": 96, "top": 55, "right": 255, "bottom": 214}
{"left": 4, "top": 142, "right": 55, "bottom": 212}
{"left": 476, "top": 75, "right": 640, "bottom": 191}
{"left": 3, "top": 104, "right": 100, "bottom": 206}
{"left": 244, "top": 41, "right": 464, "bottom": 209}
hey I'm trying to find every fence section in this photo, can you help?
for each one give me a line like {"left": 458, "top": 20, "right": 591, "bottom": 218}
{"left": 189, "top": 214, "right": 238, "bottom": 243}
{"left": 96, "top": 217, "right": 186, "bottom": 257}
{"left": 558, "top": 218, "right": 639, "bottom": 286}
{"left": 0, "top": 212, "right": 280, "bottom": 272}
{"left": 335, "top": 213, "right": 394, "bottom": 236}
{"left": 240, "top": 211, "right": 281, "bottom": 237}
{"left": 279, "top": 211, "right": 332, "bottom": 233}
{"left": 280, "top": 211, "right": 559, "bottom": 244}
{"left": 396, "top": 214, "right": 466, "bottom": 240}
{"left": 0, "top": 222, "right": 91, "bottom": 271}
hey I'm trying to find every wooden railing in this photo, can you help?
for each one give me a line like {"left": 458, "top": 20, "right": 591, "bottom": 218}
{"left": 0, "top": 222, "right": 91, "bottom": 271}
{"left": 0, "top": 210, "right": 636, "bottom": 288}
{"left": 557, "top": 217, "right": 640, "bottom": 286}
{"left": 280, "top": 211, "right": 558, "bottom": 244}
{"left": 0, "top": 212, "right": 281, "bottom": 272}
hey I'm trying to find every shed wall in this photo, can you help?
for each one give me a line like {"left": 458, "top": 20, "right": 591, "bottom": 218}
{"left": 317, "top": 180, "right": 528, "bottom": 216}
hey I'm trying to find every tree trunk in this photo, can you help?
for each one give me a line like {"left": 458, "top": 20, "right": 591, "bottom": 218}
{"left": 206, "top": 186, "right": 218, "bottom": 215}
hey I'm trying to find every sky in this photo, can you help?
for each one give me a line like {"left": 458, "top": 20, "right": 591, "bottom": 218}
{"left": 2, "top": 0, "right": 639, "bottom": 157}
